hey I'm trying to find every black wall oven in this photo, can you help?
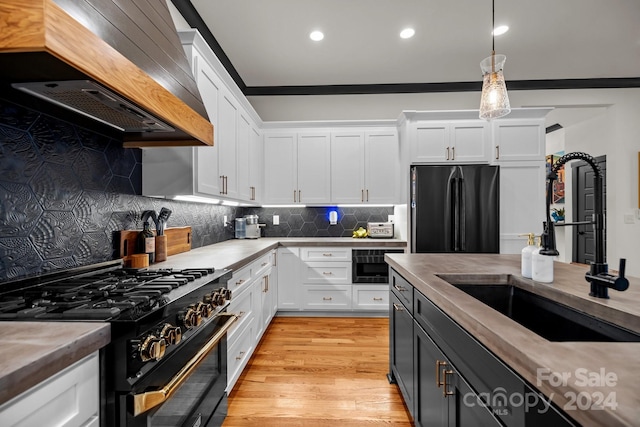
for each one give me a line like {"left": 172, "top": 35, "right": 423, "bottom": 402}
{"left": 352, "top": 249, "right": 404, "bottom": 283}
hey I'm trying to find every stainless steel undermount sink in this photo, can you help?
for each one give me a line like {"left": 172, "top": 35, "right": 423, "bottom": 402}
{"left": 439, "top": 275, "right": 640, "bottom": 343}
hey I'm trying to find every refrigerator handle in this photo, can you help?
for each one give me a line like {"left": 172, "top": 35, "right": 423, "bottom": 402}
{"left": 459, "top": 177, "right": 466, "bottom": 251}
{"left": 452, "top": 177, "right": 460, "bottom": 251}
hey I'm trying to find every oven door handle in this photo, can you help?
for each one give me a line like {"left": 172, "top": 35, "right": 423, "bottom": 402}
{"left": 130, "top": 313, "right": 238, "bottom": 416}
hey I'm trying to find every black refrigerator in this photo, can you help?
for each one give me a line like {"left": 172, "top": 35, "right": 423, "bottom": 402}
{"left": 411, "top": 164, "right": 500, "bottom": 253}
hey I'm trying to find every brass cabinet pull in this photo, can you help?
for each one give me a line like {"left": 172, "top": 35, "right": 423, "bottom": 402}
{"left": 322, "top": 253, "right": 332, "bottom": 257}
{"left": 373, "top": 297, "right": 384, "bottom": 301}
{"left": 393, "top": 284, "right": 406, "bottom": 292}
{"left": 392, "top": 303, "right": 404, "bottom": 311}
{"left": 235, "top": 279, "right": 245, "bottom": 286}
{"left": 361, "top": 189, "right": 364, "bottom": 202}
{"left": 495, "top": 145, "right": 500, "bottom": 160}
{"left": 322, "top": 271, "right": 333, "bottom": 275}
{"left": 436, "top": 360, "right": 447, "bottom": 387}
{"left": 293, "top": 189, "right": 296, "bottom": 203}
{"left": 436, "top": 360, "right": 454, "bottom": 397}
{"left": 366, "top": 189, "right": 369, "bottom": 202}
{"left": 261, "top": 262, "right": 268, "bottom": 267}
{"left": 238, "top": 311, "right": 245, "bottom": 318}
{"left": 451, "top": 146, "right": 455, "bottom": 161}
{"left": 446, "top": 146, "right": 450, "bottom": 160}
{"left": 323, "top": 297, "right": 332, "bottom": 301}
{"left": 130, "top": 313, "right": 238, "bottom": 416}
{"left": 298, "top": 190, "right": 301, "bottom": 202}
{"left": 235, "top": 350, "right": 245, "bottom": 361}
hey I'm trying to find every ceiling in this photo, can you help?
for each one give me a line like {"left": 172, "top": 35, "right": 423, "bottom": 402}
{"left": 172, "top": 0, "right": 640, "bottom": 96}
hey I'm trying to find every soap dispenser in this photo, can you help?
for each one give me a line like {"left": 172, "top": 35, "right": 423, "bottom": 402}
{"left": 519, "top": 233, "right": 536, "bottom": 279}
{"left": 532, "top": 236, "right": 554, "bottom": 283}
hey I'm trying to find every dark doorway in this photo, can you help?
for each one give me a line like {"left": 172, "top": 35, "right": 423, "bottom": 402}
{"left": 572, "top": 156, "right": 606, "bottom": 264}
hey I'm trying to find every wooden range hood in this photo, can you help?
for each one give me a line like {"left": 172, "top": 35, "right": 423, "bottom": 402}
{"left": 0, "top": 0, "right": 213, "bottom": 148}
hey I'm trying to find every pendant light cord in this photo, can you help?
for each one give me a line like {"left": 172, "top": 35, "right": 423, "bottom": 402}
{"left": 491, "top": 0, "right": 496, "bottom": 71}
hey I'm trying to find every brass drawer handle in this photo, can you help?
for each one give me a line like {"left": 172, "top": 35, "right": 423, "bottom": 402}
{"left": 373, "top": 297, "right": 384, "bottom": 301}
{"left": 322, "top": 271, "right": 333, "bottom": 275}
{"left": 393, "top": 303, "right": 404, "bottom": 311}
{"left": 235, "top": 279, "right": 245, "bottom": 286}
{"left": 322, "top": 253, "right": 333, "bottom": 256}
{"left": 322, "top": 297, "right": 333, "bottom": 301}
{"left": 393, "top": 284, "right": 406, "bottom": 292}
{"left": 495, "top": 145, "right": 500, "bottom": 160}
{"left": 236, "top": 351, "right": 245, "bottom": 361}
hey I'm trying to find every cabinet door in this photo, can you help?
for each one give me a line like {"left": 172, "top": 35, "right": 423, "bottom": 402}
{"left": 414, "top": 322, "right": 449, "bottom": 427}
{"left": 193, "top": 54, "right": 221, "bottom": 196}
{"left": 297, "top": 132, "right": 331, "bottom": 203}
{"left": 236, "top": 113, "right": 251, "bottom": 201}
{"left": 412, "top": 122, "right": 449, "bottom": 163}
{"left": 331, "top": 131, "right": 365, "bottom": 203}
{"left": 499, "top": 161, "right": 546, "bottom": 254}
{"left": 276, "top": 247, "right": 301, "bottom": 309}
{"left": 365, "top": 130, "right": 399, "bottom": 203}
{"left": 248, "top": 125, "right": 262, "bottom": 202}
{"left": 218, "top": 88, "right": 238, "bottom": 197}
{"left": 450, "top": 121, "right": 490, "bottom": 163}
{"left": 390, "top": 292, "right": 415, "bottom": 417}
{"left": 493, "top": 119, "right": 545, "bottom": 161}
{"left": 448, "top": 369, "right": 503, "bottom": 427}
{"left": 264, "top": 133, "right": 297, "bottom": 204}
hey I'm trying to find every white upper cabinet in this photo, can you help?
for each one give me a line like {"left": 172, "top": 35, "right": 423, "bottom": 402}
{"left": 263, "top": 131, "right": 331, "bottom": 204}
{"left": 143, "top": 30, "right": 263, "bottom": 204}
{"left": 330, "top": 131, "right": 365, "bottom": 203}
{"left": 492, "top": 119, "right": 546, "bottom": 162}
{"left": 331, "top": 129, "right": 399, "bottom": 204}
{"left": 248, "top": 125, "right": 262, "bottom": 202}
{"left": 411, "top": 120, "right": 490, "bottom": 163}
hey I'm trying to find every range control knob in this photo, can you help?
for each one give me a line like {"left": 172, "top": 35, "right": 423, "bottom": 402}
{"left": 195, "top": 301, "right": 213, "bottom": 318}
{"left": 139, "top": 335, "right": 167, "bottom": 362}
{"left": 178, "top": 308, "right": 201, "bottom": 329}
{"left": 218, "top": 288, "right": 232, "bottom": 300}
{"left": 159, "top": 323, "right": 182, "bottom": 345}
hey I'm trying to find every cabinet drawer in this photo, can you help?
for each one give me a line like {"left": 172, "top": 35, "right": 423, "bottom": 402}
{"left": 390, "top": 269, "right": 413, "bottom": 313}
{"left": 227, "top": 318, "right": 255, "bottom": 392}
{"left": 0, "top": 352, "right": 99, "bottom": 427}
{"left": 253, "top": 251, "right": 273, "bottom": 278}
{"left": 227, "top": 286, "right": 255, "bottom": 346}
{"left": 303, "top": 262, "right": 351, "bottom": 284}
{"left": 228, "top": 266, "right": 253, "bottom": 297}
{"left": 302, "top": 285, "right": 351, "bottom": 309}
{"left": 353, "top": 284, "right": 388, "bottom": 310}
{"left": 301, "top": 247, "right": 351, "bottom": 261}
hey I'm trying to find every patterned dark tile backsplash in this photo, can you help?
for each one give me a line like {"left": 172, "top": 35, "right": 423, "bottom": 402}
{"left": 0, "top": 97, "right": 393, "bottom": 282}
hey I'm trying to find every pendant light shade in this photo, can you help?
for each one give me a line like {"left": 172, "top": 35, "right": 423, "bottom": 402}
{"left": 479, "top": 53, "right": 511, "bottom": 120}
{"left": 479, "top": 0, "right": 511, "bottom": 120}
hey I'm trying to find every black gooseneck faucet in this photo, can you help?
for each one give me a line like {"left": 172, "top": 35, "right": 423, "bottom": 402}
{"left": 540, "top": 152, "right": 629, "bottom": 298}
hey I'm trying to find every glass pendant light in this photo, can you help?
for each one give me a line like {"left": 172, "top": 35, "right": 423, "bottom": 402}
{"left": 479, "top": 0, "right": 511, "bottom": 120}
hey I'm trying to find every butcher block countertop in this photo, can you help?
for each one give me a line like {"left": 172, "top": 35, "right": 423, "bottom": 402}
{"left": 0, "top": 237, "right": 405, "bottom": 405}
{"left": 385, "top": 253, "right": 640, "bottom": 427}
{"left": 0, "top": 322, "right": 110, "bottom": 405}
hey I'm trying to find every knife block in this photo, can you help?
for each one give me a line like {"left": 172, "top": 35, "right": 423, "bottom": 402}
{"left": 155, "top": 235, "right": 167, "bottom": 262}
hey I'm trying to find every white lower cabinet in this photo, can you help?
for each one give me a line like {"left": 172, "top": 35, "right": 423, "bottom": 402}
{"left": 352, "top": 284, "right": 389, "bottom": 310}
{"left": 277, "top": 246, "right": 393, "bottom": 313}
{"left": 226, "top": 316, "right": 255, "bottom": 392}
{"left": 226, "top": 250, "right": 277, "bottom": 392}
{"left": 302, "top": 284, "right": 351, "bottom": 309}
{"left": 0, "top": 352, "right": 99, "bottom": 427}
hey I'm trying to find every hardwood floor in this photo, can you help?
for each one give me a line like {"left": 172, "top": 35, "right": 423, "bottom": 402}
{"left": 223, "top": 317, "right": 413, "bottom": 426}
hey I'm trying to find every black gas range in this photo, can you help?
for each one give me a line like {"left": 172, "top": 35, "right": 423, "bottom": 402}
{"left": 0, "top": 259, "right": 237, "bottom": 427}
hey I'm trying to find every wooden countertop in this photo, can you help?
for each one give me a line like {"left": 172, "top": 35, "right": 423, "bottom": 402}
{"left": 385, "top": 253, "right": 640, "bottom": 427}
{"left": 0, "top": 322, "right": 110, "bottom": 405}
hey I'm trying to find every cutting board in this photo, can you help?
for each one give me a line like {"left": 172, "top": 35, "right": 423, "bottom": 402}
{"left": 119, "top": 226, "right": 192, "bottom": 262}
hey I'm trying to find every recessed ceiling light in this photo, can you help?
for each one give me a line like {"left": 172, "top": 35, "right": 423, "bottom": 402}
{"left": 400, "top": 28, "right": 415, "bottom": 39}
{"left": 309, "top": 30, "right": 324, "bottom": 41}
{"left": 492, "top": 25, "right": 509, "bottom": 36}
